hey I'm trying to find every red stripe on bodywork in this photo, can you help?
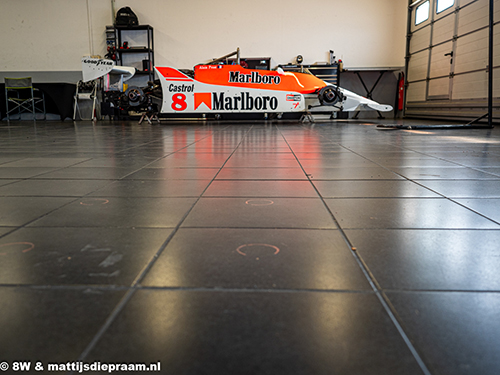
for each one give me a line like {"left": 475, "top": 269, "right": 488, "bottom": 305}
{"left": 156, "top": 67, "right": 193, "bottom": 81}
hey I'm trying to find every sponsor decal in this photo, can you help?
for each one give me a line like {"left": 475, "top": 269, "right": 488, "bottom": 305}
{"left": 82, "top": 59, "right": 113, "bottom": 66}
{"left": 212, "top": 92, "right": 278, "bottom": 111}
{"left": 286, "top": 94, "right": 301, "bottom": 101}
{"left": 229, "top": 71, "right": 281, "bottom": 85}
{"left": 194, "top": 93, "right": 212, "bottom": 110}
{"left": 169, "top": 84, "right": 194, "bottom": 92}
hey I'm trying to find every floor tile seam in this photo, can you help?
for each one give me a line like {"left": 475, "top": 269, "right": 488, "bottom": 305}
{"left": 15, "top": 225, "right": 178, "bottom": 229}
{"left": 74, "top": 125, "right": 256, "bottom": 363}
{"left": 0, "top": 159, "right": 97, "bottom": 178}
{"left": 143, "top": 167, "right": 230, "bottom": 169}
{"left": 0, "top": 128, "right": 235, "bottom": 201}
{"left": 174, "top": 196, "right": 322, "bottom": 200}
{"left": 0, "top": 284, "right": 375, "bottom": 295}
{"left": 111, "top": 129, "right": 206, "bottom": 155}
{"left": 16, "top": 178, "right": 126, "bottom": 181}
{"left": 344, "top": 227, "right": 500, "bottom": 231}
{"left": 135, "top": 286, "right": 375, "bottom": 294}
{"left": 398, "top": 146, "right": 500, "bottom": 169}
{"left": 178, "top": 226, "right": 340, "bottom": 230}
{"left": 326, "top": 226, "right": 500, "bottom": 230}
{"left": 324, "top": 145, "right": 500, "bottom": 226}
{"left": 382, "top": 288, "right": 500, "bottom": 294}
{"left": 284, "top": 125, "right": 433, "bottom": 375}
{"left": 411, "top": 178, "right": 500, "bottom": 181}
{"left": 322, "top": 196, "right": 446, "bottom": 200}
{"left": 0, "top": 196, "right": 85, "bottom": 240}
{"left": 211, "top": 179, "right": 311, "bottom": 181}
{"left": 199, "top": 196, "right": 319, "bottom": 199}
{"left": 78, "top": 125, "right": 234, "bottom": 183}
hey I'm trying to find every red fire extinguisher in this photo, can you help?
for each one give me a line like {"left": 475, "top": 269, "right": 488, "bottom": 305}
{"left": 397, "top": 72, "right": 404, "bottom": 112}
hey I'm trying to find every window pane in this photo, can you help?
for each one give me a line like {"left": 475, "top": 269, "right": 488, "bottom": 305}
{"left": 415, "top": 1, "right": 430, "bottom": 25}
{"left": 437, "top": 0, "right": 454, "bottom": 13}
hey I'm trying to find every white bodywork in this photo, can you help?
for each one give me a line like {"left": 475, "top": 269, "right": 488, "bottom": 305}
{"left": 81, "top": 57, "right": 136, "bottom": 82}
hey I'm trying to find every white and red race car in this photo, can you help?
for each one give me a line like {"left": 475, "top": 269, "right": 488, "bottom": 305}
{"left": 154, "top": 49, "right": 393, "bottom": 118}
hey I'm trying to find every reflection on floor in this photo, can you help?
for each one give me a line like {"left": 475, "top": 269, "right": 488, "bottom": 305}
{"left": 1, "top": 119, "right": 500, "bottom": 374}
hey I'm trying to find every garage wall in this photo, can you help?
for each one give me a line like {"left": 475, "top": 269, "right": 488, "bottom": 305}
{"left": 1, "top": 0, "right": 406, "bottom": 75}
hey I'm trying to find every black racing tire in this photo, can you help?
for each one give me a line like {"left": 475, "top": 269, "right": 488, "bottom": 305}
{"left": 318, "top": 86, "right": 341, "bottom": 106}
{"left": 125, "top": 87, "right": 145, "bottom": 107}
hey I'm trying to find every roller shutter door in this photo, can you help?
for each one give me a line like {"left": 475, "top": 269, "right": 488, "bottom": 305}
{"left": 405, "top": 0, "right": 500, "bottom": 121}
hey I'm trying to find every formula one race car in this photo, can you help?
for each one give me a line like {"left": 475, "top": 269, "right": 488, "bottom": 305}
{"left": 154, "top": 49, "right": 393, "bottom": 119}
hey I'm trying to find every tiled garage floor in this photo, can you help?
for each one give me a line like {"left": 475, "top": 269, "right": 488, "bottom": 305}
{"left": 1, "top": 119, "right": 500, "bottom": 374}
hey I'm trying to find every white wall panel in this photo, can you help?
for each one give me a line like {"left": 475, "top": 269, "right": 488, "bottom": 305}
{"left": 0, "top": 0, "right": 407, "bottom": 72}
{"left": 407, "top": 81, "right": 427, "bottom": 102}
{"left": 429, "top": 42, "right": 453, "bottom": 78}
{"left": 452, "top": 71, "right": 487, "bottom": 99}
{"left": 410, "top": 28, "right": 431, "bottom": 53}
{"left": 408, "top": 51, "right": 429, "bottom": 81}
{"left": 454, "top": 28, "right": 488, "bottom": 73}
{"left": 494, "top": 24, "right": 500, "bottom": 66}
{"left": 457, "top": 0, "right": 488, "bottom": 36}
{"left": 432, "top": 14, "right": 456, "bottom": 45}
{"left": 428, "top": 77, "right": 450, "bottom": 97}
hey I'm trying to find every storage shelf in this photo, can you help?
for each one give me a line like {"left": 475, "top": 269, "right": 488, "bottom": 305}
{"left": 117, "top": 48, "right": 153, "bottom": 53}
{"left": 110, "top": 24, "right": 155, "bottom": 83}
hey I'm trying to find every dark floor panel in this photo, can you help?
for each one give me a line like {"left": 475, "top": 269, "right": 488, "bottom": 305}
{"left": 304, "top": 166, "right": 402, "bottom": 179}
{"left": 444, "top": 157, "right": 500, "bottom": 167}
{"left": 418, "top": 180, "right": 500, "bottom": 198}
{"left": 29, "top": 197, "right": 197, "bottom": 228}
{"left": 299, "top": 158, "right": 380, "bottom": 169}
{"left": 388, "top": 291, "right": 500, "bottom": 375}
{"left": 378, "top": 158, "right": 461, "bottom": 168}
{"left": 90, "top": 179, "right": 211, "bottom": 198}
{"left": 182, "top": 197, "right": 336, "bottom": 228}
{"left": 125, "top": 167, "right": 220, "bottom": 180}
{"left": 0, "top": 227, "right": 14, "bottom": 237}
{"left": 224, "top": 155, "right": 300, "bottom": 168}
{"left": 314, "top": 180, "right": 440, "bottom": 198}
{"left": 216, "top": 167, "right": 307, "bottom": 180}
{"left": 31, "top": 167, "right": 137, "bottom": 180}
{"left": 203, "top": 180, "right": 318, "bottom": 197}
{"left": 0, "top": 167, "right": 57, "bottom": 178}
{"left": 2, "top": 120, "right": 500, "bottom": 373}
{"left": 0, "top": 196, "right": 73, "bottom": 226}
{"left": 87, "top": 290, "right": 423, "bottom": 375}
{"left": 143, "top": 228, "right": 369, "bottom": 290}
{"left": 0, "top": 287, "right": 125, "bottom": 363}
{"left": 345, "top": 229, "right": 500, "bottom": 290}
{"left": 0, "top": 227, "right": 171, "bottom": 285}
{"left": 392, "top": 167, "right": 500, "bottom": 180}
{"left": 455, "top": 198, "right": 500, "bottom": 223}
{"left": 72, "top": 157, "right": 157, "bottom": 169}
{"left": 147, "top": 156, "right": 229, "bottom": 168}
{"left": 0, "top": 179, "right": 109, "bottom": 197}
{"left": 0, "top": 179, "right": 17, "bottom": 187}
{"left": 475, "top": 167, "right": 500, "bottom": 176}
{"left": 0, "top": 157, "right": 23, "bottom": 165}
{"left": 0, "top": 157, "right": 90, "bottom": 168}
{"left": 325, "top": 198, "right": 500, "bottom": 229}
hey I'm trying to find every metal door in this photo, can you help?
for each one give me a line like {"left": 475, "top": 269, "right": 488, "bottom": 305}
{"left": 405, "top": 0, "right": 498, "bottom": 121}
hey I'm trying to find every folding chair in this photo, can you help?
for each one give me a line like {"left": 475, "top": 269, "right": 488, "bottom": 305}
{"left": 4, "top": 77, "right": 46, "bottom": 120}
{"left": 73, "top": 80, "right": 99, "bottom": 121}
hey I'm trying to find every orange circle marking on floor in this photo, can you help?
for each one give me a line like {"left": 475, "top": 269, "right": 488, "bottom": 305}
{"left": 245, "top": 199, "right": 274, "bottom": 206}
{"left": 236, "top": 243, "right": 280, "bottom": 256}
{"left": 0, "top": 242, "right": 35, "bottom": 255}
{"left": 80, "top": 198, "right": 110, "bottom": 206}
